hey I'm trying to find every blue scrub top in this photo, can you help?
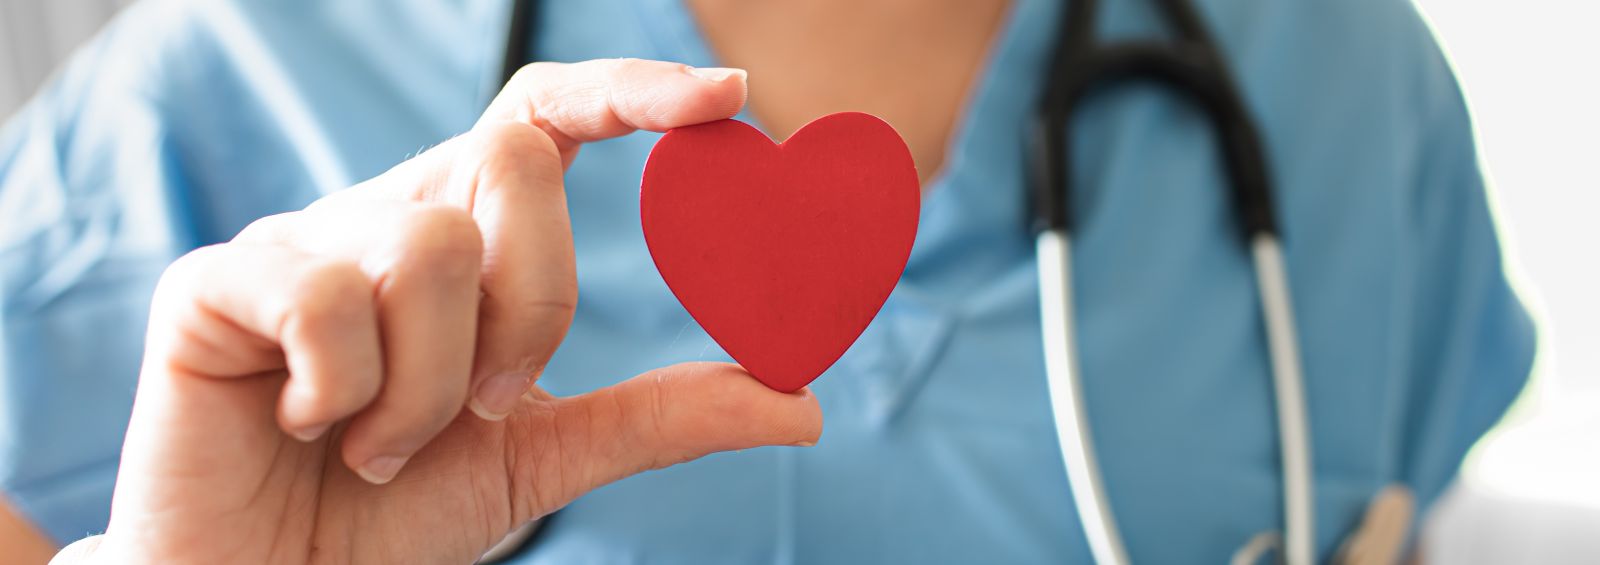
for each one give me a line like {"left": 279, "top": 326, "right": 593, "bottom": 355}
{"left": 0, "top": 0, "right": 1534, "bottom": 562}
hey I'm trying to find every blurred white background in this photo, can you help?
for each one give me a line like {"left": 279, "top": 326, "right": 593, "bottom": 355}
{"left": 0, "top": 0, "right": 132, "bottom": 114}
{"left": 1412, "top": 0, "right": 1600, "bottom": 563}
{"left": 0, "top": 0, "right": 1595, "bottom": 562}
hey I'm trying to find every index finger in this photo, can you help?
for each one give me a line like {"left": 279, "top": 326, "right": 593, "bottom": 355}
{"left": 322, "top": 59, "right": 746, "bottom": 421}
{"left": 479, "top": 58, "right": 748, "bottom": 167}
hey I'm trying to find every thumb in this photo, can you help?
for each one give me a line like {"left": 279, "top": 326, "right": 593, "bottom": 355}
{"left": 513, "top": 362, "right": 822, "bottom": 514}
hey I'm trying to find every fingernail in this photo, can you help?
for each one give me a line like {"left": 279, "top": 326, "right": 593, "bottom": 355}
{"left": 792, "top": 440, "right": 816, "bottom": 447}
{"left": 356, "top": 455, "right": 408, "bottom": 485}
{"left": 471, "top": 372, "right": 533, "bottom": 421}
{"left": 686, "top": 66, "right": 746, "bottom": 83}
{"left": 288, "top": 423, "right": 331, "bottom": 443}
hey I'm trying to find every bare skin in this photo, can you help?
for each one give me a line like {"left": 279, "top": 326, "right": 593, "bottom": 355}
{"left": 10, "top": 2, "right": 1012, "bottom": 563}
{"left": 0, "top": 500, "right": 54, "bottom": 564}
{"left": 690, "top": 0, "right": 1011, "bottom": 183}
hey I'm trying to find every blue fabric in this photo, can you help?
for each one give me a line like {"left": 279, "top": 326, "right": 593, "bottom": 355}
{"left": 0, "top": 0, "right": 1533, "bottom": 562}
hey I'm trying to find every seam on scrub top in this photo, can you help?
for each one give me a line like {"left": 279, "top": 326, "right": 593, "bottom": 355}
{"left": 879, "top": 308, "right": 958, "bottom": 428}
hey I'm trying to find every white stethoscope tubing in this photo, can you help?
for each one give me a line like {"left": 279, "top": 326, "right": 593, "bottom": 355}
{"left": 1252, "top": 234, "right": 1315, "bottom": 565}
{"left": 1036, "top": 230, "right": 1314, "bottom": 565}
{"left": 1035, "top": 230, "right": 1131, "bottom": 565}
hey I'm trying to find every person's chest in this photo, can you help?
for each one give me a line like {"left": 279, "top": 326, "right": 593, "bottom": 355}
{"left": 534, "top": 0, "right": 1311, "bottom": 560}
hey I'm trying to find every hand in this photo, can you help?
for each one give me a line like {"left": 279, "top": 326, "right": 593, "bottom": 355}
{"left": 56, "top": 59, "right": 821, "bottom": 565}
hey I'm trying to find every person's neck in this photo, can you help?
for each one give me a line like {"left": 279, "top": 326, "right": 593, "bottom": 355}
{"left": 687, "top": 0, "right": 1013, "bottom": 184}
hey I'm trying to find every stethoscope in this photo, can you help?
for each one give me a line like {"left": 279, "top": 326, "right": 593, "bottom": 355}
{"left": 1028, "top": 0, "right": 1314, "bottom": 564}
{"left": 493, "top": 0, "right": 1317, "bottom": 564}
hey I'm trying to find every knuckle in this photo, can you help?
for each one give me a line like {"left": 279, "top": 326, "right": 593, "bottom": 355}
{"left": 533, "top": 283, "right": 580, "bottom": 322}
{"left": 233, "top": 211, "right": 298, "bottom": 244}
{"left": 604, "top": 57, "right": 654, "bottom": 78}
{"left": 546, "top": 286, "right": 581, "bottom": 319}
{"left": 154, "top": 244, "right": 228, "bottom": 302}
{"left": 284, "top": 259, "right": 372, "bottom": 330}
{"left": 615, "top": 372, "right": 680, "bottom": 460}
{"left": 510, "top": 61, "right": 559, "bottom": 89}
{"left": 385, "top": 204, "right": 484, "bottom": 278}
{"left": 471, "top": 121, "right": 562, "bottom": 185}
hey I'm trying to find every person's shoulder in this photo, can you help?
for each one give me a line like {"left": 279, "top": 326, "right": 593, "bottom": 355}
{"left": 1239, "top": 0, "right": 1453, "bottom": 79}
{"left": 1215, "top": 0, "right": 1444, "bottom": 62}
{"left": 1215, "top": 0, "right": 1466, "bottom": 128}
{"left": 87, "top": 0, "right": 374, "bottom": 94}
{"left": 74, "top": 0, "right": 448, "bottom": 99}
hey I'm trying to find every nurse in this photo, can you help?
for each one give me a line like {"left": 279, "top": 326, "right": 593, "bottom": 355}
{"left": 0, "top": 0, "right": 1533, "bottom": 563}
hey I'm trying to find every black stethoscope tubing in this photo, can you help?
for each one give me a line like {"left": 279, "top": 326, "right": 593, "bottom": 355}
{"left": 1031, "top": 0, "right": 1277, "bottom": 239}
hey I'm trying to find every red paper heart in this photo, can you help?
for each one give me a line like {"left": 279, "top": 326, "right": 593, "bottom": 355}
{"left": 641, "top": 112, "right": 920, "bottom": 392}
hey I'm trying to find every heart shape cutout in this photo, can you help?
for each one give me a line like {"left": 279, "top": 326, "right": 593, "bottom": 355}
{"left": 641, "top": 112, "right": 921, "bottom": 392}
